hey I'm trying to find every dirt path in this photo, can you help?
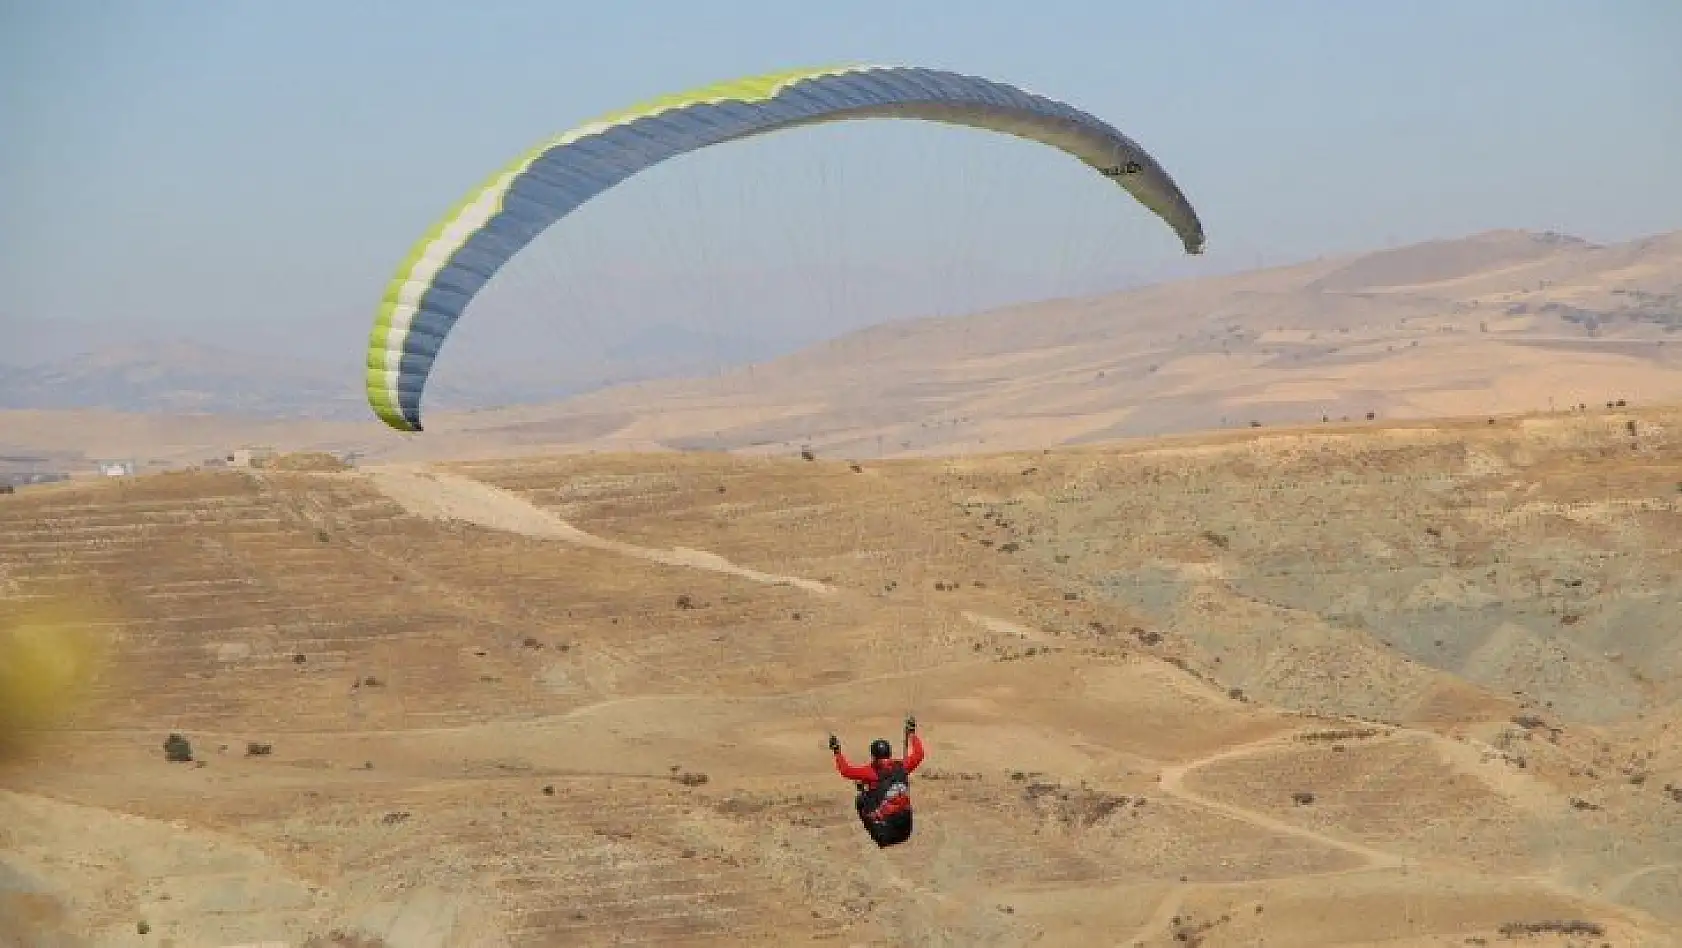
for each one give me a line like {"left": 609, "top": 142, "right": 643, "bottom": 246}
{"left": 362, "top": 466, "right": 1041, "bottom": 704}
{"left": 1118, "top": 730, "right": 1416, "bottom": 945}
{"left": 1126, "top": 723, "right": 1664, "bottom": 945}
{"left": 350, "top": 464, "right": 1666, "bottom": 945}
{"left": 366, "top": 466, "right": 838, "bottom": 596}
{"left": 360, "top": 467, "right": 1460, "bottom": 893}
{"left": 1158, "top": 732, "right": 1411, "bottom": 872}
{"left": 1604, "top": 861, "right": 1679, "bottom": 902}
{"left": 962, "top": 611, "right": 1049, "bottom": 642}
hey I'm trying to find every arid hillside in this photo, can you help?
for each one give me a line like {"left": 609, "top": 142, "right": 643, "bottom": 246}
{"left": 533, "top": 229, "right": 1682, "bottom": 457}
{"left": 2, "top": 405, "right": 1680, "bottom": 946}
{"left": 5, "top": 229, "right": 1679, "bottom": 475}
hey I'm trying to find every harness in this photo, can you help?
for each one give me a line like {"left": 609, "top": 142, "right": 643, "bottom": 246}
{"left": 861, "top": 760, "right": 911, "bottom": 821}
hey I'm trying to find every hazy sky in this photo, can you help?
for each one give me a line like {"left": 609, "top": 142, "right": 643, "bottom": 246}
{"left": 4, "top": 1, "right": 1680, "bottom": 374}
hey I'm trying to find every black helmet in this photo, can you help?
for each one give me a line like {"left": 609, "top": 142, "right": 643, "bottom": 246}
{"left": 869, "top": 738, "right": 894, "bottom": 760}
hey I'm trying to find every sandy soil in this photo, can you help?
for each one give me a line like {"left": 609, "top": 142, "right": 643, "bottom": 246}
{"left": 2, "top": 406, "right": 1679, "bottom": 945}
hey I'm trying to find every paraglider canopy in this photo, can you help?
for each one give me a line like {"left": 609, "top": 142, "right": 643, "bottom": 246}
{"left": 365, "top": 64, "right": 1207, "bottom": 433}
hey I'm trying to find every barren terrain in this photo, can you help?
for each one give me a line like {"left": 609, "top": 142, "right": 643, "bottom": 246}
{"left": 3, "top": 405, "right": 1681, "bottom": 946}
{"left": 5, "top": 229, "right": 1681, "bottom": 476}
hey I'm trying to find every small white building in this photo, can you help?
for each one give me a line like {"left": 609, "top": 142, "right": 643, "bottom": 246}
{"left": 97, "top": 460, "right": 136, "bottom": 477}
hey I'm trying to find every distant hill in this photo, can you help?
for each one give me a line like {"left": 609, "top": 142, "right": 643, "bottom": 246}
{"left": 0, "top": 341, "right": 359, "bottom": 418}
{"left": 426, "top": 227, "right": 1682, "bottom": 458}
{"left": 0, "top": 328, "right": 777, "bottom": 421}
{"left": 3, "top": 228, "right": 1679, "bottom": 466}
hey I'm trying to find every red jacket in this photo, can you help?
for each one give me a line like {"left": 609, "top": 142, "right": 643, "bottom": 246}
{"left": 835, "top": 734, "right": 925, "bottom": 820}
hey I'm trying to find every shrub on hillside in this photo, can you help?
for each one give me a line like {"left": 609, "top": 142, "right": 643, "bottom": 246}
{"left": 303, "top": 932, "right": 390, "bottom": 948}
{"left": 1496, "top": 920, "right": 1603, "bottom": 937}
{"left": 163, "top": 733, "right": 193, "bottom": 762}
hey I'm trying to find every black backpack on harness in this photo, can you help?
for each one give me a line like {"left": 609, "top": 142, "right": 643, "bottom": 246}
{"left": 856, "top": 760, "right": 911, "bottom": 821}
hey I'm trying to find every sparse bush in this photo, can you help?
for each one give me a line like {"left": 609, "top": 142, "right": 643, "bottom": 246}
{"left": 1201, "top": 530, "right": 1230, "bottom": 549}
{"left": 302, "top": 931, "right": 390, "bottom": 948}
{"left": 1495, "top": 920, "right": 1603, "bottom": 937}
{"left": 163, "top": 733, "right": 193, "bottom": 762}
{"left": 1021, "top": 780, "right": 1130, "bottom": 827}
{"left": 675, "top": 594, "right": 695, "bottom": 610}
{"left": 1298, "top": 728, "right": 1378, "bottom": 743}
{"left": 674, "top": 771, "right": 709, "bottom": 787}
{"left": 1291, "top": 791, "right": 1315, "bottom": 805}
